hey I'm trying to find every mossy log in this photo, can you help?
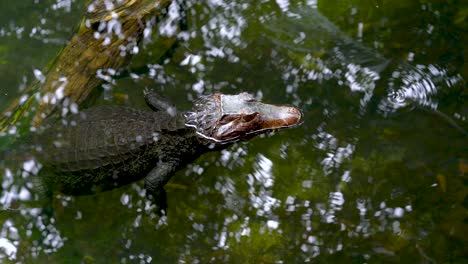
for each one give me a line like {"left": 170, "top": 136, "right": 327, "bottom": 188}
{"left": 0, "top": 0, "right": 173, "bottom": 134}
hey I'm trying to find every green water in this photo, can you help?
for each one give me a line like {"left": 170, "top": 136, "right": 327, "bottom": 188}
{"left": 0, "top": 0, "right": 466, "bottom": 263}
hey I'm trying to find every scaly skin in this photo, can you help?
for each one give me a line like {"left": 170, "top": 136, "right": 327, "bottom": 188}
{"left": 23, "top": 92, "right": 301, "bottom": 209}
{"left": 34, "top": 106, "right": 202, "bottom": 196}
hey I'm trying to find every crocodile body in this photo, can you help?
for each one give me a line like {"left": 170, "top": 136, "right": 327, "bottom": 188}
{"left": 26, "top": 91, "right": 302, "bottom": 207}
{"left": 35, "top": 106, "right": 199, "bottom": 196}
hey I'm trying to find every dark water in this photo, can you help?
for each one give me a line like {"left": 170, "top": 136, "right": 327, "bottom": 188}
{"left": 0, "top": 0, "right": 466, "bottom": 263}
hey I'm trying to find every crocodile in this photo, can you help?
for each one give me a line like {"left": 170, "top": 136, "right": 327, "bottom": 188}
{"left": 23, "top": 90, "right": 301, "bottom": 208}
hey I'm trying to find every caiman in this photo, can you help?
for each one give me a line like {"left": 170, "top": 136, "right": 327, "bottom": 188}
{"left": 11, "top": 90, "right": 302, "bottom": 209}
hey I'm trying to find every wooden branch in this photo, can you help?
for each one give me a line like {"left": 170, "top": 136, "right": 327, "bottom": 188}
{"left": 0, "top": 0, "right": 173, "bottom": 133}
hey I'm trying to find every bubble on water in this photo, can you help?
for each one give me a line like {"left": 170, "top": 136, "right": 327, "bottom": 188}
{"left": 405, "top": 205, "right": 412, "bottom": 212}
{"left": 192, "top": 80, "right": 204, "bottom": 94}
{"left": 0, "top": 238, "right": 17, "bottom": 260}
{"left": 18, "top": 187, "right": 31, "bottom": 201}
{"left": 302, "top": 180, "right": 312, "bottom": 188}
{"left": 120, "top": 194, "right": 130, "bottom": 205}
{"left": 393, "top": 207, "right": 404, "bottom": 218}
{"left": 330, "top": 192, "right": 345, "bottom": 208}
{"left": 267, "top": 220, "right": 279, "bottom": 229}
{"left": 33, "top": 69, "right": 45, "bottom": 83}
{"left": 22, "top": 160, "right": 36, "bottom": 173}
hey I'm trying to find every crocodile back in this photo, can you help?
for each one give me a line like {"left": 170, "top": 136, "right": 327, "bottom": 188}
{"left": 34, "top": 106, "right": 183, "bottom": 172}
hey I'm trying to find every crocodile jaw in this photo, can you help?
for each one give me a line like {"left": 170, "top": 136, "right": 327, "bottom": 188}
{"left": 185, "top": 93, "right": 302, "bottom": 143}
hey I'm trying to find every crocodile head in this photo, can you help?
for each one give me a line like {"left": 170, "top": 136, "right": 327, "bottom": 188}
{"left": 185, "top": 92, "right": 302, "bottom": 143}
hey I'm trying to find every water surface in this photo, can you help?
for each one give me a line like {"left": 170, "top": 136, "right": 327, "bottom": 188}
{"left": 0, "top": 0, "right": 466, "bottom": 263}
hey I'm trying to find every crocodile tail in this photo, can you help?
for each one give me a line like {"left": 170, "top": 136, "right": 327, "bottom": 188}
{"left": 0, "top": 140, "right": 37, "bottom": 166}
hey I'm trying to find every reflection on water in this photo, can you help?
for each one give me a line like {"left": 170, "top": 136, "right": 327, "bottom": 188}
{"left": 381, "top": 63, "right": 464, "bottom": 113}
{"left": 1, "top": 0, "right": 467, "bottom": 262}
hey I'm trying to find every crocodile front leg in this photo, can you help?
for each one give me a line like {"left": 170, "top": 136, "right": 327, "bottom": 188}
{"left": 143, "top": 87, "right": 176, "bottom": 114}
{"left": 144, "top": 160, "right": 178, "bottom": 213}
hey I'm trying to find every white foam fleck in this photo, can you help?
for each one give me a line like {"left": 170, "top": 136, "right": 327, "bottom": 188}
{"left": 120, "top": 194, "right": 130, "bottom": 205}
{"left": 22, "top": 160, "right": 36, "bottom": 173}
{"left": 18, "top": 187, "right": 31, "bottom": 200}
{"left": 267, "top": 220, "right": 279, "bottom": 229}
{"left": 393, "top": 207, "right": 404, "bottom": 218}
{"left": 0, "top": 238, "right": 17, "bottom": 260}
{"left": 33, "top": 69, "right": 45, "bottom": 83}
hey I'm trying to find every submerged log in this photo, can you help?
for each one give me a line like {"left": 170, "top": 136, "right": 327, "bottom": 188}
{"left": 0, "top": 0, "right": 173, "bottom": 133}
